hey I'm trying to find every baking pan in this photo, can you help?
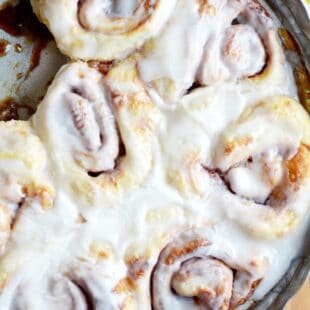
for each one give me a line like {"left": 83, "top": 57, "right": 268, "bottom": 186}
{"left": 252, "top": 0, "right": 310, "bottom": 309}
{"left": 0, "top": 0, "right": 66, "bottom": 120}
{"left": 0, "top": 1, "right": 309, "bottom": 309}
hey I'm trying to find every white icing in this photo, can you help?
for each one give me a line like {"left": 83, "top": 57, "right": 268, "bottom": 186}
{"left": 201, "top": 24, "right": 266, "bottom": 83}
{"left": 225, "top": 154, "right": 284, "bottom": 204}
{"left": 0, "top": 0, "right": 308, "bottom": 309}
{"left": 138, "top": 0, "right": 211, "bottom": 100}
{"left": 79, "top": 0, "right": 157, "bottom": 32}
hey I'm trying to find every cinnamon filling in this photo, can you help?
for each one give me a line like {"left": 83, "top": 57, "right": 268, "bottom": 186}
{"left": 171, "top": 257, "right": 233, "bottom": 309}
{"left": 66, "top": 77, "right": 126, "bottom": 176}
{"left": 69, "top": 278, "right": 95, "bottom": 310}
{"left": 151, "top": 235, "right": 264, "bottom": 310}
{"left": 205, "top": 147, "right": 308, "bottom": 207}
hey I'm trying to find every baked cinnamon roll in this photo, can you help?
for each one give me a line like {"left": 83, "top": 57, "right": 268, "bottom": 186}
{"left": 1, "top": 258, "right": 134, "bottom": 309}
{"left": 212, "top": 96, "right": 310, "bottom": 238}
{"left": 33, "top": 60, "right": 160, "bottom": 201}
{"left": 30, "top": 0, "right": 177, "bottom": 60}
{"left": 0, "top": 121, "right": 53, "bottom": 254}
{"left": 164, "top": 93, "right": 309, "bottom": 239}
{"left": 198, "top": 0, "right": 285, "bottom": 86}
{"left": 151, "top": 230, "right": 267, "bottom": 309}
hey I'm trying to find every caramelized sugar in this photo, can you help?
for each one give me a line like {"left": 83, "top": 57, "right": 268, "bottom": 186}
{"left": 0, "top": 97, "right": 34, "bottom": 121}
{"left": 0, "top": 1, "right": 51, "bottom": 39}
{"left": 0, "top": 0, "right": 52, "bottom": 74}
{"left": 0, "top": 38, "right": 9, "bottom": 57}
{"left": 0, "top": 97, "right": 18, "bottom": 121}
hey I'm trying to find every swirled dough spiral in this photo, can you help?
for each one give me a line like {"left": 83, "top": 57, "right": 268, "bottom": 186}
{"left": 162, "top": 92, "right": 310, "bottom": 239}
{"left": 33, "top": 60, "right": 160, "bottom": 202}
{"left": 151, "top": 230, "right": 267, "bottom": 309}
{"left": 138, "top": 0, "right": 285, "bottom": 103}
{"left": 213, "top": 96, "right": 310, "bottom": 238}
{"left": 30, "top": 0, "right": 177, "bottom": 60}
{"left": 198, "top": 0, "right": 285, "bottom": 86}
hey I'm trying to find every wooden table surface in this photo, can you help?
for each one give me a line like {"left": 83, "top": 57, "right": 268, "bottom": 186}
{"left": 285, "top": 278, "right": 309, "bottom": 310}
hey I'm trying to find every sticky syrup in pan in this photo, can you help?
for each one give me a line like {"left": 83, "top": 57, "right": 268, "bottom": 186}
{"left": 0, "top": 97, "right": 19, "bottom": 120}
{"left": 0, "top": 1, "right": 53, "bottom": 120}
{"left": 0, "top": 0, "right": 52, "bottom": 75}
{"left": 0, "top": 38, "right": 10, "bottom": 57}
{"left": 0, "top": 97, "right": 34, "bottom": 121}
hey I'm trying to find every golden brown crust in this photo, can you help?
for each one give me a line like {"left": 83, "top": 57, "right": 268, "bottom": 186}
{"left": 164, "top": 239, "right": 206, "bottom": 265}
{"left": 151, "top": 231, "right": 267, "bottom": 309}
{"left": 34, "top": 60, "right": 161, "bottom": 203}
{"left": 0, "top": 121, "right": 54, "bottom": 253}
{"left": 215, "top": 96, "right": 310, "bottom": 238}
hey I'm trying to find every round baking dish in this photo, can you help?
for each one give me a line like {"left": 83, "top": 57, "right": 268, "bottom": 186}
{"left": 0, "top": 1, "right": 309, "bottom": 309}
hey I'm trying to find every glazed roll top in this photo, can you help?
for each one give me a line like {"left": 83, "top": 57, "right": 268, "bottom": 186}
{"left": 161, "top": 91, "right": 310, "bottom": 239}
{"left": 198, "top": 0, "right": 284, "bottom": 86}
{"left": 214, "top": 96, "right": 310, "bottom": 238}
{"left": 137, "top": 0, "right": 286, "bottom": 103}
{"left": 151, "top": 230, "right": 267, "bottom": 309}
{"left": 33, "top": 60, "right": 160, "bottom": 200}
{"left": 30, "top": 0, "right": 177, "bottom": 60}
{"left": 0, "top": 121, "right": 53, "bottom": 254}
{"left": 47, "top": 64, "right": 120, "bottom": 174}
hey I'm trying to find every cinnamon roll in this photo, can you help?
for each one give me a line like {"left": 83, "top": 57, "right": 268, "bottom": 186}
{"left": 212, "top": 96, "right": 310, "bottom": 238}
{"left": 30, "top": 0, "right": 177, "bottom": 60}
{"left": 33, "top": 60, "right": 160, "bottom": 201}
{"left": 1, "top": 259, "right": 134, "bottom": 309}
{"left": 0, "top": 121, "right": 53, "bottom": 254}
{"left": 151, "top": 230, "right": 267, "bottom": 309}
{"left": 198, "top": 0, "right": 285, "bottom": 86}
{"left": 163, "top": 93, "right": 309, "bottom": 238}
